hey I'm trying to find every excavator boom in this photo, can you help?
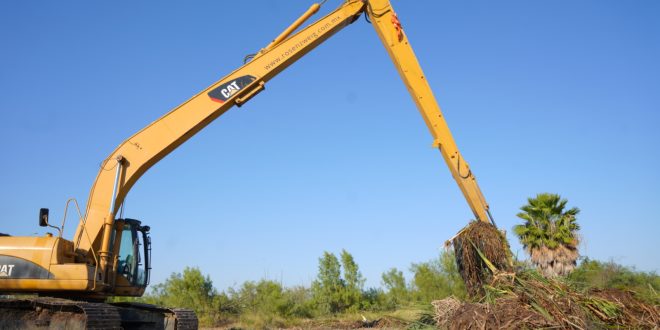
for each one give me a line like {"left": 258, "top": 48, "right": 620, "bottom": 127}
{"left": 73, "top": 1, "right": 369, "bottom": 284}
{"left": 75, "top": 0, "right": 493, "bottom": 288}
{"left": 1, "top": 1, "right": 495, "bottom": 328}
{"left": 367, "top": 0, "right": 494, "bottom": 225}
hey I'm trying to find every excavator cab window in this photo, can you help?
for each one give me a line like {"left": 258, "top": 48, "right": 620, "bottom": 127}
{"left": 116, "top": 219, "right": 150, "bottom": 288}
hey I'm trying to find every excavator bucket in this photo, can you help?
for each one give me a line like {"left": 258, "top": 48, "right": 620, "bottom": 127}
{"left": 451, "top": 221, "right": 513, "bottom": 297}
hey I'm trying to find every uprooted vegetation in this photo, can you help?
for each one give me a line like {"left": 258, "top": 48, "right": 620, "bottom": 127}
{"left": 451, "top": 220, "right": 513, "bottom": 297}
{"left": 434, "top": 270, "right": 659, "bottom": 329}
{"left": 436, "top": 221, "right": 660, "bottom": 329}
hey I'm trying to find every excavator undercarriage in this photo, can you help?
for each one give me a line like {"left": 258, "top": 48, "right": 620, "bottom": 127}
{"left": 0, "top": 297, "right": 197, "bottom": 330}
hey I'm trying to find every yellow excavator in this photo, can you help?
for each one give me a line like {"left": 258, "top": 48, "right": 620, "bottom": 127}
{"left": 0, "top": 0, "right": 495, "bottom": 328}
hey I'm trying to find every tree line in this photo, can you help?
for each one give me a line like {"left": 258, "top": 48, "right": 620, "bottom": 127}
{"left": 121, "top": 249, "right": 465, "bottom": 326}
{"left": 112, "top": 193, "right": 659, "bottom": 327}
{"left": 116, "top": 252, "right": 658, "bottom": 327}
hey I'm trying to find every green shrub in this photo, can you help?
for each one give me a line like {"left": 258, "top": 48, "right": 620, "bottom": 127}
{"left": 410, "top": 251, "right": 466, "bottom": 303}
{"left": 569, "top": 258, "right": 660, "bottom": 304}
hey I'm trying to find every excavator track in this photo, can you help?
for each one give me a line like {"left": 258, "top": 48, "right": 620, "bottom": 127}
{"left": 0, "top": 296, "right": 198, "bottom": 330}
{"left": 0, "top": 297, "right": 122, "bottom": 329}
{"left": 169, "top": 309, "right": 198, "bottom": 329}
{"left": 111, "top": 301, "right": 198, "bottom": 330}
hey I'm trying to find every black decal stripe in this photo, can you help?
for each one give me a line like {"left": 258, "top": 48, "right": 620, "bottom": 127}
{"left": 0, "top": 255, "right": 53, "bottom": 279}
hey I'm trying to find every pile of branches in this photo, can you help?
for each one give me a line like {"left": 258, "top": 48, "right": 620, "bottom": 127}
{"left": 434, "top": 271, "right": 659, "bottom": 329}
{"left": 439, "top": 221, "right": 659, "bottom": 329}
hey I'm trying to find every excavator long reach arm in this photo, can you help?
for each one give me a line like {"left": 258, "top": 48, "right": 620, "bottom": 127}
{"left": 367, "top": 0, "right": 494, "bottom": 225}
{"left": 76, "top": 0, "right": 493, "bottom": 286}
{"left": 2, "top": 0, "right": 494, "bottom": 328}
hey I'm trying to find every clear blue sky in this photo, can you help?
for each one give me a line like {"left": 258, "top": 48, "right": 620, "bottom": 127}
{"left": 1, "top": 1, "right": 658, "bottom": 290}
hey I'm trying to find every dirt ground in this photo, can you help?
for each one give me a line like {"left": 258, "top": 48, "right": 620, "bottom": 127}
{"left": 202, "top": 315, "right": 412, "bottom": 330}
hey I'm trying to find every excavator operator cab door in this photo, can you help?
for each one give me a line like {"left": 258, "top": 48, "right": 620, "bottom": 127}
{"left": 112, "top": 219, "right": 151, "bottom": 293}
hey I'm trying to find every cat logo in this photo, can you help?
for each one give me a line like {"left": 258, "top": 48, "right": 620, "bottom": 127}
{"left": 220, "top": 81, "right": 241, "bottom": 99}
{"left": 208, "top": 75, "right": 257, "bottom": 103}
{"left": 0, "top": 264, "right": 15, "bottom": 277}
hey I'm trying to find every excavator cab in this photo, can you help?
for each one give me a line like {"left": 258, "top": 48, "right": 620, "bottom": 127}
{"left": 112, "top": 219, "right": 151, "bottom": 294}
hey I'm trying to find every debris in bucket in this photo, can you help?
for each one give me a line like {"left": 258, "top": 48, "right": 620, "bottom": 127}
{"left": 451, "top": 221, "right": 513, "bottom": 298}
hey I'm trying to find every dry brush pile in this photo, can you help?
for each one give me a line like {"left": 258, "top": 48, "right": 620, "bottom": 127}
{"left": 436, "top": 221, "right": 660, "bottom": 329}
{"left": 451, "top": 221, "right": 513, "bottom": 297}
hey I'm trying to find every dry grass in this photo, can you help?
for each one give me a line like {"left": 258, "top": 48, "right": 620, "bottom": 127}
{"left": 202, "top": 309, "right": 423, "bottom": 329}
{"left": 531, "top": 244, "right": 579, "bottom": 277}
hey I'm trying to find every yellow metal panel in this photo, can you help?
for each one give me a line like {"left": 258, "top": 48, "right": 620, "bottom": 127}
{"left": 0, "top": 279, "right": 92, "bottom": 292}
{"left": 0, "top": 236, "right": 57, "bottom": 270}
{"left": 49, "top": 264, "right": 96, "bottom": 281}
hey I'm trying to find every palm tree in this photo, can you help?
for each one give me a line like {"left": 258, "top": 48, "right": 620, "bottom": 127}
{"left": 513, "top": 193, "right": 580, "bottom": 277}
